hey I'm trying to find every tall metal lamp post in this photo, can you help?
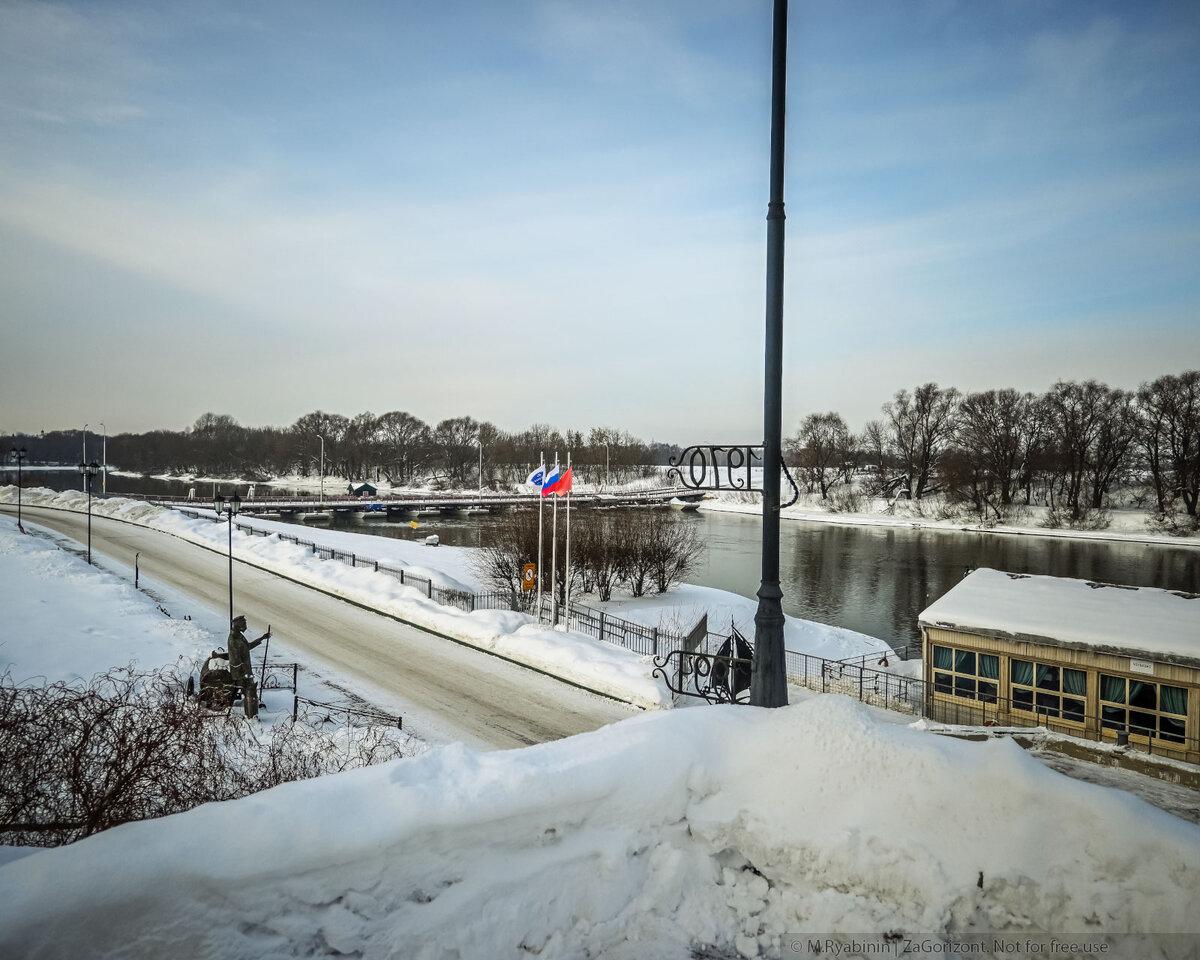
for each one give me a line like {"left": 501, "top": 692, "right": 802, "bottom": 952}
{"left": 318, "top": 436, "right": 325, "bottom": 505}
{"left": 214, "top": 493, "right": 241, "bottom": 623}
{"left": 100, "top": 422, "right": 107, "bottom": 495}
{"left": 10, "top": 446, "right": 27, "bottom": 531}
{"left": 750, "top": 0, "right": 790, "bottom": 708}
{"left": 78, "top": 461, "right": 100, "bottom": 564}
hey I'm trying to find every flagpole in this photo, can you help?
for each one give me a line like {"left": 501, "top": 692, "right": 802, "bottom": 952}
{"left": 550, "top": 452, "right": 559, "bottom": 626}
{"left": 564, "top": 451, "right": 572, "bottom": 627}
{"left": 536, "top": 450, "right": 544, "bottom": 620}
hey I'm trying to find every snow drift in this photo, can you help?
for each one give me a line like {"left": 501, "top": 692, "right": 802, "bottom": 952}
{"left": 2, "top": 697, "right": 1197, "bottom": 959}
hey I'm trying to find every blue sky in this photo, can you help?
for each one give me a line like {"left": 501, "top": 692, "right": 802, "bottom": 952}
{"left": 2, "top": 0, "right": 1198, "bottom": 445}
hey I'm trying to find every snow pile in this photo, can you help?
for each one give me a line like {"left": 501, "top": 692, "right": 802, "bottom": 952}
{"left": 1, "top": 698, "right": 1197, "bottom": 958}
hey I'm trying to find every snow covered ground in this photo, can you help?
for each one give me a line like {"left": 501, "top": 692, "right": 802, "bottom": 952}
{"left": 2, "top": 503, "right": 1200, "bottom": 956}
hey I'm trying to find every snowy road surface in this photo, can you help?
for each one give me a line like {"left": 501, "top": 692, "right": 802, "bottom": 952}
{"left": 7, "top": 505, "right": 637, "bottom": 749}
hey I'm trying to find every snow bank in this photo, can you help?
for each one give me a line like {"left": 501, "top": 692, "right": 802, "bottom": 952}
{"left": 1, "top": 698, "right": 1196, "bottom": 959}
{"left": 0, "top": 520, "right": 210, "bottom": 683}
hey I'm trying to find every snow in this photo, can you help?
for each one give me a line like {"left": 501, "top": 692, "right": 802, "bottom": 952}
{"left": 3, "top": 501, "right": 1200, "bottom": 957}
{"left": 2, "top": 673, "right": 1199, "bottom": 956}
{"left": 920, "top": 567, "right": 1200, "bottom": 664}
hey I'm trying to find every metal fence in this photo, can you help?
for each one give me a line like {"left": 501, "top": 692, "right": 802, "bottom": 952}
{"left": 784, "top": 650, "right": 926, "bottom": 716}
{"left": 292, "top": 695, "right": 403, "bottom": 729}
{"left": 924, "top": 693, "right": 1200, "bottom": 762}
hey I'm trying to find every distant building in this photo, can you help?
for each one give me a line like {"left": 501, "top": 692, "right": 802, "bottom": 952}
{"left": 349, "top": 483, "right": 378, "bottom": 497}
{"left": 919, "top": 568, "right": 1200, "bottom": 763}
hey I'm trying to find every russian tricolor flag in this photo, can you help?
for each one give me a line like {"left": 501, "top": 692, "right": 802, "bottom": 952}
{"left": 542, "top": 466, "right": 573, "bottom": 497}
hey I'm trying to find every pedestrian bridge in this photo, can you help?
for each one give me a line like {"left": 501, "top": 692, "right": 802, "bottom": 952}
{"left": 137, "top": 487, "right": 705, "bottom": 518}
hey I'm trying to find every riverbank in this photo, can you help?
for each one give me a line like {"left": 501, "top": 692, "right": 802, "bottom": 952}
{"left": 699, "top": 491, "right": 1200, "bottom": 550}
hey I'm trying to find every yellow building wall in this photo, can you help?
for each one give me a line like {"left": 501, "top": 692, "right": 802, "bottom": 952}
{"left": 921, "top": 626, "right": 1200, "bottom": 763}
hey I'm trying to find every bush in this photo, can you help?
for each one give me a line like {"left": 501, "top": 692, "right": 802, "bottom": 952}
{"left": 0, "top": 665, "right": 410, "bottom": 847}
{"left": 472, "top": 508, "right": 705, "bottom": 602}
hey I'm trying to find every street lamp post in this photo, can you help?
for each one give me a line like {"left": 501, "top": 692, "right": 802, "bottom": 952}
{"left": 10, "top": 446, "right": 27, "bottom": 531}
{"left": 82, "top": 424, "right": 88, "bottom": 492}
{"left": 603, "top": 443, "right": 610, "bottom": 491}
{"left": 100, "top": 422, "right": 107, "bottom": 495}
{"left": 318, "top": 436, "right": 325, "bottom": 505}
{"left": 213, "top": 493, "right": 241, "bottom": 623}
{"left": 478, "top": 433, "right": 483, "bottom": 497}
{"left": 77, "top": 461, "right": 100, "bottom": 564}
{"left": 750, "top": 0, "right": 790, "bottom": 708}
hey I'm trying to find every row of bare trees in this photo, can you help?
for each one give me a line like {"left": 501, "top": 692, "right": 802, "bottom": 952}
{"left": 14, "top": 415, "right": 679, "bottom": 490}
{"left": 474, "top": 508, "right": 705, "bottom": 602}
{"left": 788, "top": 371, "right": 1200, "bottom": 531}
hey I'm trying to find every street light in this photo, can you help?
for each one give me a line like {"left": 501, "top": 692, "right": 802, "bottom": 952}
{"left": 100, "top": 422, "right": 107, "bottom": 495}
{"left": 478, "top": 432, "right": 483, "bottom": 497}
{"left": 213, "top": 492, "right": 241, "bottom": 623}
{"left": 9, "top": 446, "right": 27, "bottom": 532}
{"left": 82, "top": 424, "right": 88, "bottom": 492}
{"left": 318, "top": 435, "right": 325, "bottom": 505}
{"left": 77, "top": 461, "right": 100, "bottom": 564}
{"left": 750, "top": 0, "right": 789, "bottom": 709}
{"left": 602, "top": 442, "right": 610, "bottom": 491}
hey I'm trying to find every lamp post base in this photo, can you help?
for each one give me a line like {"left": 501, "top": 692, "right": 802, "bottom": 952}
{"left": 751, "top": 580, "right": 789, "bottom": 707}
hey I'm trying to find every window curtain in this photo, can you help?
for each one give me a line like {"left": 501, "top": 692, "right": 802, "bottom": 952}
{"left": 1160, "top": 685, "right": 1188, "bottom": 717}
{"left": 933, "top": 646, "right": 952, "bottom": 670}
{"left": 979, "top": 654, "right": 999, "bottom": 680}
{"left": 955, "top": 649, "right": 976, "bottom": 675}
{"left": 1063, "top": 668, "right": 1087, "bottom": 696}
{"left": 1100, "top": 675, "right": 1125, "bottom": 704}
{"left": 1036, "top": 664, "right": 1059, "bottom": 690}
{"left": 1011, "top": 659, "right": 1033, "bottom": 686}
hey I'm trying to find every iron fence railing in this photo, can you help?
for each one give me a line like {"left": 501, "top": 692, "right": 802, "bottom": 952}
{"left": 292, "top": 695, "right": 402, "bottom": 729}
{"left": 924, "top": 693, "right": 1200, "bottom": 761}
{"left": 784, "top": 650, "right": 926, "bottom": 716}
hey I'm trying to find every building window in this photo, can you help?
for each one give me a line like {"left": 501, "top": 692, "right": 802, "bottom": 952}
{"left": 1011, "top": 659, "right": 1086, "bottom": 722}
{"left": 932, "top": 645, "right": 998, "bottom": 703}
{"left": 1099, "top": 675, "right": 1189, "bottom": 744}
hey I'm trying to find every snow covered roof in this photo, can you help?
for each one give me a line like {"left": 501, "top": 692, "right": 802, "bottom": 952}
{"left": 919, "top": 567, "right": 1200, "bottom": 667}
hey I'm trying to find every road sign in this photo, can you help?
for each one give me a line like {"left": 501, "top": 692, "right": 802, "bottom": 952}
{"left": 522, "top": 563, "right": 536, "bottom": 591}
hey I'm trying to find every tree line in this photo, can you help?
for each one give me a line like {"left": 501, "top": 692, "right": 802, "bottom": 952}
{"left": 787, "top": 370, "right": 1200, "bottom": 532}
{"left": 10, "top": 412, "right": 680, "bottom": 490}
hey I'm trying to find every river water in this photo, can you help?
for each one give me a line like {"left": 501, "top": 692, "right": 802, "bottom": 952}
{"left": 10, "top": 469, "right": 1200, "bottom": 648}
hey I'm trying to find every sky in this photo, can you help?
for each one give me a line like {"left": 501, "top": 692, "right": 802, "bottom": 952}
{"left": 2, "top": 0, "right": 1198, "bottom": 445}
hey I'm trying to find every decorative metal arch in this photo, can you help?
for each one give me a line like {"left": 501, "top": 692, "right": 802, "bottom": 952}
{"left": 652, "top": 628, "right": 756, "bottom": 705}
{"left": 666, "top": 444, "right": 799, "bottom": 508}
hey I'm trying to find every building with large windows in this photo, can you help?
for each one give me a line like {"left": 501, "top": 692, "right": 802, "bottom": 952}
{"left": 918, "top": 568, "right": 1200, "bottom": 763}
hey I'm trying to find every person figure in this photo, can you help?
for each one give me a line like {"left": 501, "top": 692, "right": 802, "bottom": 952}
{"left": 226, "top": 615, "right": 270, "bottom": 718}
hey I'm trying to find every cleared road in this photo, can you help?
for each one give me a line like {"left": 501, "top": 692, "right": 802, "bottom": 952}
{"left": 3, "top": 504, "right": 638, "bottom": 750}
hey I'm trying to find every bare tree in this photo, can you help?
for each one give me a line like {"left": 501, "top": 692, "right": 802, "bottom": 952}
{"left": 787, "top": 412, "right": 857, "bottom": 499}
{"left": 882, "top": 383, "right": 960, "bottom": 500}
{"left": 953, "top": 389, "right": 1044, "bottom": 511}
{"left": 1040, "top": 380, "right": 1132, "bottom": 526}
{"left": 376, "top": 410, "right": 432, "bottom": 484}
{"left": 1138, "top": 371, "right": 1200, "bottom": 524}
